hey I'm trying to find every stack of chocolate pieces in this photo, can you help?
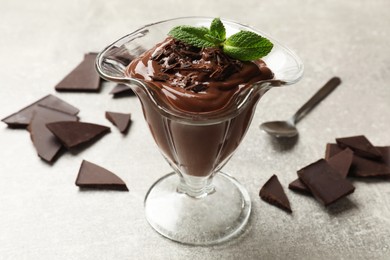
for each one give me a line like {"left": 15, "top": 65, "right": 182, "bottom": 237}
{"left": 289, "top": 135, "right": 390, "bottom": 206}
{"left": 2, "top": 51, "right": 134, "bottom": 191}
{"left": 2, "top": 95, "right": 111, "bottom": 163}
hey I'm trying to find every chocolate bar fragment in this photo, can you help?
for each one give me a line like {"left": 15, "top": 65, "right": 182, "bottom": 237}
{"left": 336, "top": 135, "right": 382, "bottom": 160}
{"left": 55, "top": 53, "right": 101, "bottom": 92}
{"left": 46, "top": 121, "right": 110, "bottom": 149}
{"left": 105, "top": 111, "right": 131, "bottom": 133}
{"left": 288, "top": 179, "right": 309, "bottom": 194}
{"left": 2, "top": 94, "right": 79, "bottom": 128}
{"left": 109, "top": 84, "right": 135, "bottom": 96}
{"left": 76, "top": 160, "right": 128, "bottom": 191}
{"left": 260, "top": 175, "right": 292, "bottom": 213}
{"left": 326, "top": 143, "right": 390, "bottom": 178}
{"left": 297, "top": 159, "right": 355, "bottom": 206}
{"left": 289, "top": 148, "right": 354, "bottom": 193}
{"left": 377, "top": 146, "right": 390, "bottom": 166}
{"left": 27, "top": 106, "right": 78, "bottom": 162}
{"left": 327, "top": 148, "right": 354, "bottom": 178}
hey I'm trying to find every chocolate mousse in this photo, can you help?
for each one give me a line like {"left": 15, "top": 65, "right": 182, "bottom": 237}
{"left": 127, "top": 38, "right": 273, "bottom": 113}
{"left": 126, "top": 37, "right": 274, "bottom": 177}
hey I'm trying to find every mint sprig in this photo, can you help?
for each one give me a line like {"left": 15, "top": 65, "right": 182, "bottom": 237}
{"left": 168, "top": 18, "right": 273, "bottom": 61}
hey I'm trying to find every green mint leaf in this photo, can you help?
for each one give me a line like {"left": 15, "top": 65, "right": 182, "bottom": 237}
{"left": 204, "top": 34, "right": 224, "bottom": 45}
{"left": 223, "top": 31, "right": 273, "bottom": 61}
{"left": 168, "top": 26, "right": 215, "bottom": 48}
{"left": 209, "top": 18, "right": 226, "bottom": 42}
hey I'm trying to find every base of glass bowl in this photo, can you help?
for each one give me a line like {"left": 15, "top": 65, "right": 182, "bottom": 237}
{"left": 144, "top": 172, "right": 251, "bottom": 245}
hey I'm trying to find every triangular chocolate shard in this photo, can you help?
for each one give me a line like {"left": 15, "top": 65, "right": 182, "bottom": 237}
{"left": 76, "top": 160, "right": 128, "bottom": 191}
{"left": 105, "top": 111, "right": 131, "bottom": 133}
{"left": 327, "top": 148, "right": 354, "bottom": 178}
{"left": 298, "top": 159, "right": 355, "bottom": 206}
{"left": 336, "top": 135, "right": 382, "bottom": 160}
{"left": 325, "top": 143, "right": 343, "bottom": 160}
{"left": 28, "top": 107, "right": 78, "bottom": 162}
{"left": 260, "top": 175, "right": 292, "bottom": 213}
{"left": 2, "top": 94, "right": 79, "bottom": 128}
{"left": 109, "top": 84, "right": 135, "bottom": 96}
{"left": 55, "top": 53, "right": 101, "bottom": 92}
{"left": 46, "top": 121, "right": 110, "bottom": 149}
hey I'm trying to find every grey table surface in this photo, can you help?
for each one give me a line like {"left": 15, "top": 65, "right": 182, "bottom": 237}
{"left": 1, "top": 0, "right": 390, "bottom": 259}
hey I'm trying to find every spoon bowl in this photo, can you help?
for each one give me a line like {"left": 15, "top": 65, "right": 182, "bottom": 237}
{"left": 260, "top": 77, "right": 341, "bottom": 138}
{"left": 260, "top": 120, "right": 298, "bottom": 138}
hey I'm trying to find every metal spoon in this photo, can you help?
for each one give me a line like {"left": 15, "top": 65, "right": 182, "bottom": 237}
{"left": 260, "top": 77, "right": 341, "bottom": 138}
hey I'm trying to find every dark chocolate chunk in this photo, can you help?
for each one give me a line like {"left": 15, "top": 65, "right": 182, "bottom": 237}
{"left": 336, "top": 135, "right": 382, "bottom": 160}
{"left": 325, "top": 143, "right": 343, "bottom": 160}
{"left": 377, "top": 146, "right": 390, "bottom": 166}
{"left": 297, "top": 159, "right": 355, "bottom": 206}
{"left": 27, "top": 106, "right": 78, "bottom": 162}
{"left": 46, "top": 121, "right": 110, "bottom": 149}
{"left": 2, "top": 94, "right": 79, "bottom": 128}
{"left": 55, "top": 53, "right": 101, "bottom": 92}
{"left": 76, "top": 160, "right": 128, "bottom": 191}
{"left": 105, "top": 111, "right": 131, "bottom": 133}
{"left": 290, "top": 148, "right": 354, "bottom": 193}
{"left": 288, "top": 178, "right": 310, "bottom": 194}
{"left": 350, "top": 156, "right": 390, "bottom": 178}
{"left": 260, "top": 175, "right": 292, "bottom": 213}
{"left": 326, "top": 143, "right": 390, "bottom": 178}
{"left": 109, "top": 84, "right": 135, "bottom": 96}
{"left": 327, "top": 148, "right": 354, "bottom": 178}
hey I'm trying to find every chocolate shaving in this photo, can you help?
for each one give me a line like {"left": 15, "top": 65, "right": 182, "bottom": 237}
{"left": 149, "top": 39, "right": 243, "bottom": 93}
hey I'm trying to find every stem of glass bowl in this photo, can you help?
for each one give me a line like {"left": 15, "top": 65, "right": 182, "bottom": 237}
{"left": 177, "top": 173, "right": 216, "bottom": 198}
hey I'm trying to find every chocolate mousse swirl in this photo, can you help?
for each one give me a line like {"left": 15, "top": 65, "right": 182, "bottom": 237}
{"left": 127, "top": 37, "right": 274, "bottom": 113}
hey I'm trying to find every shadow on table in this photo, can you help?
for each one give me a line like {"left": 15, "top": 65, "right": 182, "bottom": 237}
{"left": 326, "top": 197, "right": 358, "bottom": 216}
{"left": 265, "top": 134, "right": 299, "bottom": 152}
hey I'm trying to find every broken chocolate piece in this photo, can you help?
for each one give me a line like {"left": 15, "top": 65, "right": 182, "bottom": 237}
{"left": 2, "top": 94, "right": 79, "bottom": 128}
{"left": 27, "top": 106, "right": 78, "bottom": 162}
{"left": 105, "top": 111, "right": 131, "bottom": 133}
{"left": 288, "top": 179, "right": 310, "bottom": 194}
{"left": 336, "top": 135, "right": 382, "bottom": 160}
{"left": 350, "top": 156, "right": 390, "bottom": 177}
{"left": 327, "top": 148, "right": 354, "bottom": 178}
{"left": 76, "top": 160, "right": 128, "bottom": 191}
{"left": 377, "top": 146, "right": 390, "bottom": 166}
{"left": 297, "top": 159, "right": 355, "bottom": 206}
{"left": 325, "top": 143, "right": 343, "bottom": 160}
{"left": 326, "top": 143, "right": 390, "bottom": 178}
{"left": 46, "top": 121, "right": 110, "bottom": 149}
{"left": 55, "top": 53, "right": 101, "bottom": 92}
{"left": 290, "top": 148, "right": 354, "bottom": 193}
{"left": 109, "top": 84, "right": 135, "bottom": 96}
{"left": 260, "top": 175, "right": 292, "bottom": 213}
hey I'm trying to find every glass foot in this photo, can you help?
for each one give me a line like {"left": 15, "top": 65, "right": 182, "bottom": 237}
{"left": 144, "top": 172, "right": 251, "bottom": 245}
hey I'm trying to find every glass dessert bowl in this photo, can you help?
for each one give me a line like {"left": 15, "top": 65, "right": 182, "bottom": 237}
{"left": 96, "top": 17, "right": 303, "bottom": 245}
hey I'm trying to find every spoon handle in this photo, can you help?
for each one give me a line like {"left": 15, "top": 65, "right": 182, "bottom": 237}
{"left": 292, "top": 77, "right": 341, "bottom": 124}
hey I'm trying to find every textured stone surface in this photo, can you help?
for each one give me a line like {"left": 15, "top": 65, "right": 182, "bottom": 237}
{"left": 1, "top": 0, "right": 390, "bottom": 259}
